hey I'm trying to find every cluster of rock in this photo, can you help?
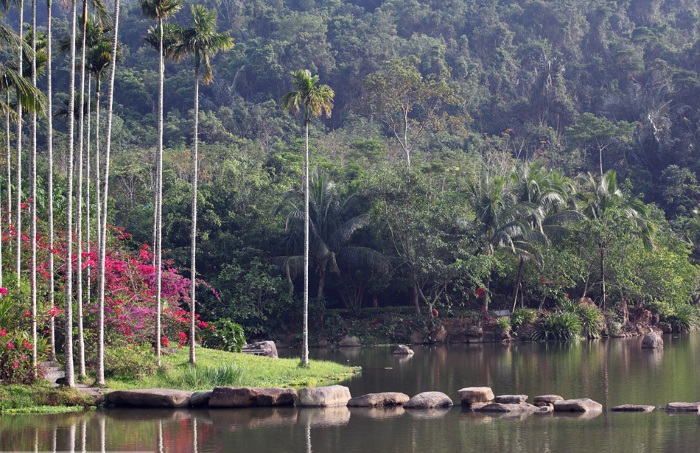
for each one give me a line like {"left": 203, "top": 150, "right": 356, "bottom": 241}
{"left": 103, "top": 385, "right": 700, "bottom": 418}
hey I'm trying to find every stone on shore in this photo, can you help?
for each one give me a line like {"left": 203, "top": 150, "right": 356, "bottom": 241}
{"left": 189, "top": 391, "right": 212, "bottom": 407}
{"left": 404, "top": 392, "right": 454, "bottom": 409}
{"left": 533, "top": 395, "right": 564, "bottom": 407}
{"left": 347, "top": 392, "right": 410, "bottom": 407}
{"left": 392, "top": 345, "right": 414, "bottom": 355}
{"left": 495, "top": 394, "right": 528, "bottom": 404}
{"left": 208, "top": 387, "right": 297, "bottom": 407}
{"left": 665, "top": 402, "right": 700, "bottom": 412}
{"left": 610, "top": 404, "right": 655, "bottom": 412}
{"left": 297, "top": 385, "right": 352, "bottom": 407}
{"left": 553, "top": 398, "right": 603, "bottom": 412}
{"left": 338, "top": 335, "right": 362, "bottom": 348}
{"left": 458, "top": 387, "right": 495, "bottom": 406}
{"left": 105, "top": 388, "right": 193, "bottom": 408}
{"left": 242, "top": 341, "right": 278, "bottom": 358}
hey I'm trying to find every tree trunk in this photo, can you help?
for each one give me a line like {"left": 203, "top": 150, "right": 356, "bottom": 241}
{"left": 15, "top": 0, "right": 24, "bottom": 285}
{"left": 301, "top": 118, "right": 310, "bottom": 367}
{"left": 189, "top": 66, "right": 200, "bottom": 366}
{"left": 600, "top": 246, "right": 606, "bottom": 312}
{"left": 85, "top": 74, "right": 91, "bottom": 306}
{"left": 64, "top": 0, "right": 78, "bottom": 388}
{"left": 30, "top": 0, "right": 38, "bottom": 375}
{"left": 97, "top": 0, "right": 121, "bottom": 386}
{"left": 512, "top": 257, "right": 524, "bottom": 313}
{"left": 411, "top": 273, "right": 421, "bottom": 315}
{"left": 155, "top": 17, "right": 164, "bottom": 364}
{"left": 47, "top": 0, "right": 56, "bottom": 361}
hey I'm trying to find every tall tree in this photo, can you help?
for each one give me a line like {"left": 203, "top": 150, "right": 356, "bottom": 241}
{"left": 141, "top": 0, "right": 182, "bottom": 364}
{"left": 177, "top": 4, "right": 232, "bottom": 365}
{"left": 96, "top": 0, "right": 120, "bottom": 386}
{"left": 281, "top": 69, "right": 334, "bottom": 367}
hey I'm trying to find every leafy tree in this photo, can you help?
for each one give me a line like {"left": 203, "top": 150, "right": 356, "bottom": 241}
{"left": 566, "top": 112, "right": 636, "bottom": 175}
{"left": 281, "top": 69, "right": 333, "bottom": 367}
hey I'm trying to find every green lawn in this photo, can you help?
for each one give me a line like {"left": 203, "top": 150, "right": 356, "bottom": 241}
{"left": 106, "top": 347, "right": 361, "bottom": 391}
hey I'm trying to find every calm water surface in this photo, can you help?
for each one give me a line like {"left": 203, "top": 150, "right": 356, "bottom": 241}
{"left": 3, "top": 335, "right": 700, "bottom": 452}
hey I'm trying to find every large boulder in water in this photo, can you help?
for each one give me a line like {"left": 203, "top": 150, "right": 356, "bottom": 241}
{"left": 105, "top": 388, "right": 193, "bottom": 408}
{"left": 665, "top": 402, "right": 700, "bottom": 412}
{"left": 475, "top": 402, "right": 548, "bottom": 414}
{"left": 533, "top": 395, "right": 563, "bottom": 407}
{"left": 404, "top": 392, "right": 453, "bottom": 409}
{"left": 392, "top": 344, "right": 414, "bottom": 355}
{"left": 553, "top": 398, "right": 603, "bottom": 412}
{"left": 642, "top": 331, "right": 663, "bottom": 349}
{"left": 458, "top": 387, "right": 495, "bottom": 406}
{"left": 347, "top": 392, "right": 410, "bottom": 407}
{"left": 338, "top": 335, "right": 362, "bottom": 347}
{"left": 297, "top": 385, "right": 352, "bottom": 407}
{"left": 209, "top": 387, "right": 297, "bottom": 407}
{"left": 495, "top": 395, "right": 528, "bottom": 404}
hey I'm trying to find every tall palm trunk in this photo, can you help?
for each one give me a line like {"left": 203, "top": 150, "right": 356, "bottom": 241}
{"left": 97, "top": 0, "right": 120, "bottom": 386}
{"left": 64, "top": 0, "right": 78, "bottom": 388}
{"left": 301, "top": 117, "right": 309, "bottom": 366}
{"left": 47, "top": 0, "right": 56, "bottom": 361}
{"left": 94, "top": 77, "right": 101, "bottom": 285}
{"left": 30, "top": 0, "right": 38, "bottom": 374}
{"left": 85, "top": 73, "right": 91, "bottom": 303}
{"left": 600, "top": 245, "right": 606, "bottom": 311}
{"left": 189, "top": 65, "right": 200, "bottom": 365}
{"left": 4, "top": 89, "right": 9, "bottom": 229}
{"left": 75, "top": 0, "right": 89, "bottom": 380}
{"left": 512, "top": 257, "right": 525, "bottom": 312}
{"left": 155, "top": 16, "right": 164, "bottom": 363}
{"left": 15, "top": 0, "right": 24, "bottom": 285}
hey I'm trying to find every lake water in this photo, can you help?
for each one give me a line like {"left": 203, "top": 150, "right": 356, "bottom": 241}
{"left": 2, "top": 335, "right": 700, "bottom": 452}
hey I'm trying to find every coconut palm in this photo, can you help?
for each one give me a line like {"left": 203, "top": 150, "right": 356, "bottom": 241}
{"left": 576, "top": 171, "right": 654, "bottom": 311}
{"left": 178, "top": 4, "right": 233, "bottom": 365}
{"left": 281, "top": 69, "right": 334, "bottom": 367}
{"left": 279, "top": 169, "right": 388, "bottom": 310}
{"left": 141, "top": 0, "right": 182, "bottom": 363}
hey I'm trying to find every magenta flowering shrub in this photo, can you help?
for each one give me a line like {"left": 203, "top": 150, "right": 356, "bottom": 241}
{"left": 0, "top": 330, "right": 43, "bottom": 385}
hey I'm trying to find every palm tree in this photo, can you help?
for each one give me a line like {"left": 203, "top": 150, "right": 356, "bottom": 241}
{"left": 576, "top": 171, "right": 654, "bottom": 311}
{"left": 178, "top": 4, "right": 233, "bottom": 365}
{"left": 279, "top": 169, "right": 387, "bottom": 310}
{"left": 95, "top": 0, "right": 121, "bottom": 387}
{"left": 46, "top": 0, "right": 55, "bottom": 361}
{"left": 281, "top": 69, "right": 334, "bottom": 367}
{"left": 141, "top": 0, "right": 182, "bottom": 363}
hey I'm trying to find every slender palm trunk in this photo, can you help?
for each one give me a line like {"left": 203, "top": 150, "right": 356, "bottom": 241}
{"left": 155, "top": 17, "right": 164, "bottom": 363}
{"left": 4, "top": 90, "right": 9, "bottom": 231}
{"left": 97, "top": 0, "right": 121, "bottom": 387}
{"left": 76, "top": 0, "right": 88, "bottom": 380}
{"left": 411, "top": 272, "right": 420, "bottom": 315}
{"left": 600, "top": 246, "right": 606, "bottom": 312}
{"left": 15, "top": 0, "right": 24, "bottom": 285}
{"left": 302, "top": 118, "right": 309, "bottom": 366}
{"left": 95, "top": 80, "right": 101, "bottom": 280}
{"left": 30, "top": 0, "right": 38, "bottom": 375}
{"left": 47, "top": 0, "right": 56, "bottom": 360}
{"left": 86, "top": 74, "right": 91, "bottom": 303}
{"left": 512, "top": 257, "right": 524, "bottom": 312}
{"left": 64, "top": 0, "right": 78, "bottom": 388}
{"left": 189, "top": 66, "right": 200, "bottom": 366}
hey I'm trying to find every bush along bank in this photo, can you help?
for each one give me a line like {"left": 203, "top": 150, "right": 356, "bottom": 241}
{"left": 280, "top": 299, "right": 698, "bottom": 348}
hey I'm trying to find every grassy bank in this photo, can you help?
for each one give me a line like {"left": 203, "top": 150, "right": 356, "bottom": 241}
{"left": 106, "top": 347, "right": 360, "bottom": 391}
{"left": 0, "top": 383, "right": 95, "bottom": 414}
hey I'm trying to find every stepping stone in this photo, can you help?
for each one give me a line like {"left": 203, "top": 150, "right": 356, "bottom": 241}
{"left": 495, "top": 394, "right": 528, "bottom": 404}
{"left": 458, "top": 387, "right": 494, "bottom": 406}
{"left": 665, "top": 402, "right": 700, "bottom": 412}
{"left": 611, "top": 404, "right": 655, "bottom": 412}
{"left": 209, "top": 387, "right": 297, "bottom": 407}
{"left": 298, "top": 385, "right": 352, "bottom": 407}
{"left": 105, "top": 388, "right": 193, "bottom": 408}
{"left": 534, "top": 394, "right": 564, "bottom": 407}
{"left": 347, "top": 392, "right": 410, "bottom": 407}
{"left": 404, "top": 392, "right": 453, "bottom": 409}
{"left": 553, "top": 398, "right": 603, "bottom": 412}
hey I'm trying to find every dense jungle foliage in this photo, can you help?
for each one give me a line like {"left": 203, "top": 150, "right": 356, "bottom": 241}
{"left": 4, "top": 0, "right": 700, "bottom": 343}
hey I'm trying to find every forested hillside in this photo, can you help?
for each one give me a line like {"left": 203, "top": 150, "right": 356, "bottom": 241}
{"left": 4, "top": 0, "right": 700, "bottom": 341}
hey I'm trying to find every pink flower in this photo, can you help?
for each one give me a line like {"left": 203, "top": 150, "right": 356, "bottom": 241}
{"left": 0, "top": 329, "right": 6, "bottom": 337}
{"left": 12, "top": 362, "right": 19, "bottom": 369}
{"left": 0, "top": 287, "right": 7, "bottom": 295}
{"left": 7, "top": 342, "right": 14, "bottom": 350}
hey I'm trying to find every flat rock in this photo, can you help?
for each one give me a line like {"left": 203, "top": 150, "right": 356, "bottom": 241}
{"left": 554, "top": 398, "right": 603, "bottom": 412}
{"left": 392, "top": 345, "right": 414, "bottom": 355}
{"left": 611, "top": 404, "right": 655, "bottom": 412}
{"left": 404, "top": 392, "right": 454, "bottom": 409}
{"left": 495, "top": 394, "right": 528, "bottom": 404}
{"left": 533, "top": 394, "right": 564, "bottom": 407}
{"left": 189, "top": 391, "right": 212, "bottom": 407}
{"left": 458, "top": 387, "right": 495, "bottom": 406}
{"left": 209, "top": 387, "right": 297, "bottom": 407}
{"left": 347, "top": 392, "right": 410, "bottom": 407}
{"left": 665, "top": 402, "right": 700, "bottom": 412}
{"left": 474, "top": 403, "right": 546, "bottom": 414}
{"left": 242, "top": 341, "right": 278, "bottom": 358}
{"left": 297, "top": 385, "right": 352, "bottom": 407}
{"left": 105, "top": 388, "right": 193, "bottom": 408}
{"left": 642, "top": 331, "right": 663, "bottom": 349}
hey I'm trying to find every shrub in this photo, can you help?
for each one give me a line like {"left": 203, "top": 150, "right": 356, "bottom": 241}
{"left": 532, "top": 311, "right": 582, "bottom": 341}
{"left": 0, "top": 331, "right": 46, "bottom": 385}
{"left": 577, "top": 306, "right": 604, "bottom": 338}
{"left": 496, "top": 317, "right": 511, "bottom": 334}
{"left": 170, "top": 364, "right": 244, "bottom": 389}
{"left": 665, "top": 304, "right": 697, "bottom": 332}
{"left": 104, "top": 344, "right": 158, "bottom": 380}
{"left": 510, "top": 308, "right": 537, "bottom": 331}
{"left": 200, "top": 319, "right": 246, "bottom": 352}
